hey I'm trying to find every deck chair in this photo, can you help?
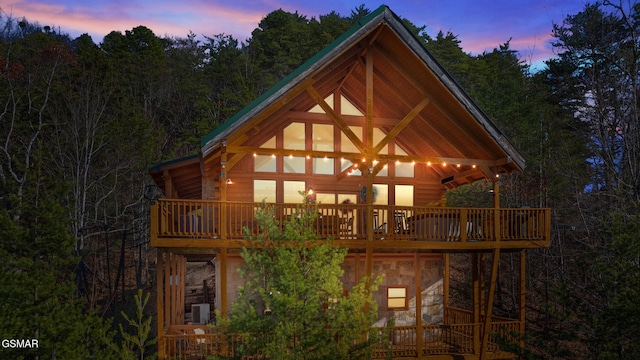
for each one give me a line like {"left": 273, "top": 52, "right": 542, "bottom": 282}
{"left": 340, "top": 217, "right": 354, "bottom": 239}
{"left": 189, "top": 327, "right": 206, "bottom": 356}
{"left": 393, "top": 211, "right": 409, "bottom": 234}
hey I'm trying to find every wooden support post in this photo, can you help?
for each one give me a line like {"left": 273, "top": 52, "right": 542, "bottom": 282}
{"left": 519, "top": 251, "right": 526, "bottom": 355}
{"left": 219, "top": 248, "right": 228, "bottom": 316}
{"left": 220, "top": 151, "right": 228, "bottom": 240}
{"left": 164, "top": 253, "right": 172, "bottom": 328}
{"left": 415, "top": 254, "right": 423, "bottom": 359}
{"left": 366, "top": 170, "right": 374, "bottom": 243}
{"left": 493, "top": 181, "right": 501, "bottom": 243}
{"left": 460, "top": 208, "right": 468, "bottom": 243}
{"left": 156, "top": 251, "right": 165, "bottom": 360}
{"left": 366, "top": 51, "right": 374, "bottom": 155}
{"left": 472, "top": 253, "right": 480, "bottom": 354}
{"left": 364, "top": 247, "right": 373, "bottom": 312}
{"left": 480, "top": 248, "right": 501, "bottom": 360}
{"left": 479, "top": 254, "right": 485, "bottom": 316}
{"left": 444, "top": 253, "right": 450, "bottom": 311}
{"left": 150, "top": 203, "right": 158, "bottom": 245}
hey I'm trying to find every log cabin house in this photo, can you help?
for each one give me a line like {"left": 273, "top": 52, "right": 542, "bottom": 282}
{"left": 148, "top": 5, "right": 551, "bottom": 359}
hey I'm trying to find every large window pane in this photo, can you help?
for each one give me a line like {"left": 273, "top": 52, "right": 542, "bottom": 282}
{"left": 284, "top": 122, "right": 305, "bottom": 150}
{"left": 395, "top": 185, "right": 414, "bottom": 206}
{"left": 313, "top": 124, "right": 334, "bottom": 151}
{"left": 373, "top": 184, "right": 388, "bottom": 205}
{"left": 254, "top": 180, "right": 276, "bottom": 203}
{"left": 341, "top": 126, "right": 362, "bottom": 153}
{"left": 283, "top": 181, "right": 306, "bottom": 203}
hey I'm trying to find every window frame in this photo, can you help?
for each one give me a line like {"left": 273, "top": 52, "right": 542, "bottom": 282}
{"left": 386, "top": 286, "right": 408, "bottom": 310}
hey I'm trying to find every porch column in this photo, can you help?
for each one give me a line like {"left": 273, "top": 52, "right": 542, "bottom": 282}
{"left": 519, "top": 251, "right": 526, "bottom": 353}
{"left": 220, "top": 149, "right": 228, "bottom": 240}
{"left": 472, "top": 253, "right": 480, "bottom": 354}
{"left": 479, "top": 254, "right": 485, "bottom": 316}
{"left": 443, "top": 254, "right": 450, "bottom": 311}
{"left": 219, "top": 247, "right": 228, "bottom": 316}
{"left": 480, "top": 248, "right": 500, "bottom": 360}
{"left": 157, "top": 250, "right": 165, "bottom": 360}
{"left": 414, "top": 254, "right": 423, "bottom": 358}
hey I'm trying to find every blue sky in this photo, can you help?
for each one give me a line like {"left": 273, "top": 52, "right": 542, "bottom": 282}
{"left": 2, "top": 0, "right": 589, "bottom": 69}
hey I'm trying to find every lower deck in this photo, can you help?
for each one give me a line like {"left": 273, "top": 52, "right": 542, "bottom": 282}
{"left": 160, "top": 308, "right": 519, "bottom": 360}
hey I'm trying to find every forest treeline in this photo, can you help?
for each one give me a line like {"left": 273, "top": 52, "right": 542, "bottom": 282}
{"left": 1, "top": 2, "right": 639, "bottom": 359}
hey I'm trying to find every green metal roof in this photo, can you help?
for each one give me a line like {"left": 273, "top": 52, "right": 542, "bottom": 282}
{"left": 146, "top": 153, "right": 199, "bottom": 172}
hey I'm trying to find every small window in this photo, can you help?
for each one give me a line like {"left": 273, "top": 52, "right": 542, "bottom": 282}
{"left": 254, "top": 155, "right": 276, "bottom": 172}
{"left": 313, "top": 158, "right": 334, "bottom": 175}
{"left": 387, "top": 286, "right": 408, "bottom": 310}
{"left": 284, "top": 156, "right": 305, "bottom": 173}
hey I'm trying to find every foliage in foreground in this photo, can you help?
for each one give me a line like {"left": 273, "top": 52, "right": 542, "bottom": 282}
{"left": 221, "top": 199, "right": 384, "bottom": 359}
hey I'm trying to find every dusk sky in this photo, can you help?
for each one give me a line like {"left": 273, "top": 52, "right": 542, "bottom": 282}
{"left": 2, "top": 0, "right": 591, "bottom": 69}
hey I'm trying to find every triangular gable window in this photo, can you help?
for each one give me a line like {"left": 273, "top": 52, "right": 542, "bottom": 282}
{"left": 309, "top": 93, "right": 363, "bottom": 116}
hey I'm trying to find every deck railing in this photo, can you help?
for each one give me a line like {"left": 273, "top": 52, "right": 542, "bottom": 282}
{"left": 159, "top": 319, "right": 520, "bottom": 359}
{"left": 151, "top": 199, "right": 550, "bottom": 248}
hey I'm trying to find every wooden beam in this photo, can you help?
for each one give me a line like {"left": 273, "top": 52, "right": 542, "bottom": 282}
{"left": 151, "top": 238, "right": 551, "bottom": 251}
{"left": 444, "top": 253, "right": 450, "bottom": 310}
{"left": 163, "top": 170, "right": 173, "bottom": 198}
{"left": 164, "top": 253, "right": 171, "bottom": 327}
{"left": 306, "top": 86, "right": 366, "bottom": 154}
{"left": 472, "top": 253, "right": 480, "bottom": 354}
{"left": 372, "top": 97, "right": 430, "bottom": 154}
{"left": 415, "top": 253, "right": 423, "bottom": 356}
{"left": 227, "top": 145, "right": 499, "bottom": 168}
{"left": 225, "top": 152, "right": 246, "bottom": 172}
{"left": 157, "top": 250, "right": 165, "bottom": 359}
{"left": 366, "top": 50, "right": 374, "bottom": 154}
{"left": 219, "top": 248, "right": 228, "bottom": 316}
{"left": 371, "top": 46, "right": 490, "bottom": 156}
{"left": 519, "top": 251, "right": 526, "bottom": 352}
{"left": 480, "top": 248, "right": 501, "bottom": 360}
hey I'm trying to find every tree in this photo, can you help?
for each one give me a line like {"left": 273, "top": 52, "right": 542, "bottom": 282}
{"left": 222, "top": 200, "right": 383, "bottom": 359}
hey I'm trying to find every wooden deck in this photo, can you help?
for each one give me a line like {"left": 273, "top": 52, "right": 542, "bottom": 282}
{"left": 150, "top": 199, "right": 550, "bottom": 251}
{"left": 158, "top": 308, "right": 520, "bottom": 359}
